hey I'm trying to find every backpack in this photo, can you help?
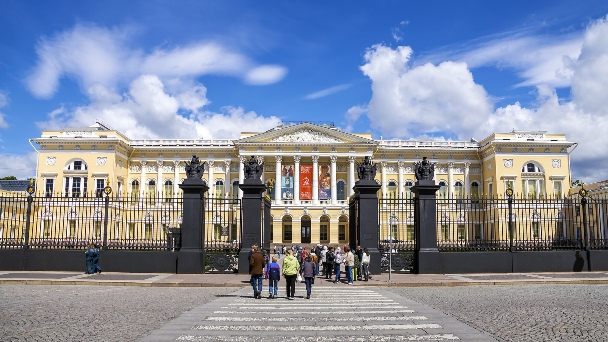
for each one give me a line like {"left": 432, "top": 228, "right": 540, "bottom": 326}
{"left": 326, "top": 251, "right": 335, "bottom": 264}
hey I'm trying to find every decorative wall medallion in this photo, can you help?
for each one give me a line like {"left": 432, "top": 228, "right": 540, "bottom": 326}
{"left": 118, "top": 160, "right": 123, "bottom": 168}
{"left": 488, "top": 162, "right": 492, "bottom": 171}
{"left": 107, "top": 145, "right": 114, "bottom": 150}
{"left": 560, "top": 148, "right": 567, "bottom": 153}
{"left": 384, "top": 165, "right": 396, "bottom": 173}
{"left": 147, "top": 164, "right": 157, "bottom": 172}
{"left": 415, "top": 154, "right": 420, "bottom": 159}
{"left": 448, "top": 154, "right": 454, "bottom": 159}
{"left": 74, "top": 145, "right": 81, "bottom": 150}
{"left": 337, "top": 164, "right": 347, "bottom": 172}
{"left": 275, "top": 147, "right": 282, "bottom": 152}
{"left": 431, "top": 154, "right": 437, "bottom": 159}
{"left": 330, "top": 147, "right": 336, "bottom": 152}
{"left": 230, "top": 164, "right": 239, "bottom": 172}
{"left": 269, "top": 129, "right": 342, "bottom": 143}
{"left": 464, "top": 155, "right": 470, "bottom": 160}
{"left": 158, "top": 153, "right": 163, "bottom": 158}
{"left": 213, "top": 164, "right": 224, "bottom": 173}
{"left": 512, "top": 148, "right": 519, "bottom": 153}
{"left": 174, "top": 153, "right": 181, "bottom": 158}
{"left": 141, "top": 153, "right": 147, "bottom": 158}
{"left": 528, "top": 148, "right": 535, "bottom": 153}
{"left": 381, "top": 154, "right": 387, "bottom": 159}
{"left": 404, "top": 166, "right": 413, "bottom": 173}
{"left": 470, "top": 166, "right": 481, "bottom": 174}
{"left": 131, "top": 164, "right": 141, "bottom": 172}
{"left": 96, "top": 157, "right": 107, "bottom": 166}
{"left": 46, "top": 157, "right": 56, "bottom": 166}
{"left": 90, "top": 145, "right": 97, "bottom": 150}
{"left": 436, "top": 166, "right": 447, "bottom": 174}
{"left": 239, "top": 147, "right": 245, "bottom": 152}
{"left": 545, "top": 148, "right": 551, "bottom": 153}
{"left": 58, "top": 145, "right": 64, "bottom": 150}
{"left": 294, "top": 147, "right": 301, "bottom": 152}
{"left": 398, "top": 154, "right": 404, "bottom": 159}
{"left": 312, "top": 147, "right": 319, "bottom": 152}
{"left": 208, "top": 153, "right": 215, "bottom": 158}
{"left": 452, "top": 166, "right": 463, "bottom": 174}
{"left": 41, "top": 145, "right": 47, "bottom": 150}
{"left": 164, "top": 165, "right": 174, "bottom": 172}
{"left": 496, "top": 147, "right": 503, "bottom": 153}
{"left": 552, "top": 159, "right": 561, "bottom": 168}
{"left": 503, "top": 159, "right": 513, "bottom": 168}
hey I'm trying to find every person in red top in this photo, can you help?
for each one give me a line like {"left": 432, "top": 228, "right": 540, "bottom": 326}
{"left": 249, "top": 246, "right": 265, "bottom": 299}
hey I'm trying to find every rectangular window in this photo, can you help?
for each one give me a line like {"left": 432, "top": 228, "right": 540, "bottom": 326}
{"left": 230, "top": 223, "right": 237, "bottom": 240}
{"left": 555, "top": 221, "right": 564, "bottom": 238}
{"left": 213, "top": 224, "right": 222, "bottom": 240}
{"left": 532, "top": 222, "right": 540, "bottom": 239}
{"left": 488, "top": 183, "right": 493, "bottom": 198}
{"left": 283, "top": 224, "right": 292, "bottom": 241}
{"left": 96, "top": 179, "right": 105, "bottom": 198}
{"left": 474, "top": 224, "right": 482, "bottom": 240}
{"left": 94, "top": 221, "right": 101, "bottom": 239}
{"left": 489, "top": 222, "right": 495, "bottom": 240}
{"left": 128, "top": 223, "right": 136, "bottom": 239}
{"left": 553, "top": 181, "right": 563, "bottom": 198}
{"left": 45, "top": 179, "right": 54, "bottom": 197}
{"left": 10, "top": 226, "right": 15, "bottom": 239}
{"left": 441, "top": 224, "right": 449, "bottom": 241}
{"left": 390, "top": 224, "right": 398, "bottom": 241}
{"left": 406, "top": 224, "right": 414, "bottom": 241}
{"left": 72, "top": 178, "right": 81, "bottom": 197}
{"left": 64, "top": 177, "right": 70, "bottom": 197}
{"left": 83, "top": 177, "right": 87, "bottom": 196}
{"left": 338, "top": 224, "right": 346, "bottom": 241}
{"left": 69, "top": 220, "right": 76, "bottom": 237}
{"left": 320, "top": 224, "right": 328, "bottom": 241}
{"left": 43, "top": 220, "right": 50, "bottom": 237}
{"left": 457, "top": 224, "right": 466, "bottom": 240}
{"left": 145, "top": 223, "right": 152, "bottom": 239}
{"left": 74, "top": 161, "right": 82, "bottom": 170}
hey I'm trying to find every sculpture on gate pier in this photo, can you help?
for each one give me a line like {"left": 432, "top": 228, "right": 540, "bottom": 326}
{"left": 356, "top": 156, "right": 377, "bottom": 181}
{"left": 414, "top": 157, "right": 435, "bottom": 181}
{"left": 185, "top": 154, "right": 206, "bottom": 180}
{"left": 244, "top": 156, "right": 264, "bottom": 180}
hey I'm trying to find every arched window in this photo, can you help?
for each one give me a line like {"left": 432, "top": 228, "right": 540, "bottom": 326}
{"left": 521, "top": 161, "right": 545, "bottom": 199}
{"left": 131, "top": 180, "right": 140, "bottom": 201}
{"left": 148, "top": 180, "right": 156, "bottom": 195}
{"left": 471, "top": 181, "right": 480, "bottom": 200}
{"left": 63, "top": 159, "right": 88, "bottom": 197}
{"left": 404, "top": 180, "right": 414, "bottom": 198}
{"left": 337, "top": 180, "right": 346, "bottom": 200}
{"left": 454, "top": 181, "right": 463, "bottom": 199}
{"left": 164, "top": 180, "right": 173, "bottom": 202}
{"left": 388, "top": 180, "right": 397, "bottom": 198}
{"left": 215, "top": 179, "right": 224, "bottom": 198}
{"left": 522, "top": 162, "right": 542, "bottom": 173}
{"left": 438, "top": 181, "right": 447, "bottom": 198}
{"left": 282, "top": 216, "right": 292, "bottom": 241}
{"left": 320, "top": 216, "right": 330, "bottom": 242}
{"left": 232, "top": 180, "right": 239, "bottom": 199}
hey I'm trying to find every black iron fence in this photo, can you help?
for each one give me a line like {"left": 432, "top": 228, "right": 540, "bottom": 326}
{"left": 0, "top": 192, "right": 242, "bottom": 254}
{"left": 203, "top": 198, "right": 242, "bottom": 273}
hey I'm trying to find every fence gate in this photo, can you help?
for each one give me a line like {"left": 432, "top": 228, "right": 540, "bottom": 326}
{"left": 378, "top": 195, "right": 416, "bottom": 273}
{"left": 203, "top": 198, "right": 242, "bottom": 273}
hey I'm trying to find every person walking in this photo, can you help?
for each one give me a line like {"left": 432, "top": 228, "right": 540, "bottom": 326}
{"left": 325, "top": 247, "right": 335, "bottom": 279}
{"left": 361, "top": 248, "right": 371, "bottom": 281}
{"left": 92, "top": 243, "right": 102, "bottom": 274}
{"left": 314, "top": 244, "right": 322, "bottom": 275}
{"left": 344, "top": 247, "right": 355, "bottom": 285}
{"left": 355, "top": 245, "right": 364, "bottom": 280}
{"left": 267, "top": 255, "right": 281, "bottom": 299}
{"left": 249, "top": 246, "right": 264, "bottom": 299}
{"left": 262, "top": 249, "right": 270, "bottom": 279}
{"left": 281, "top": 249, "right": 300, "bottom": 300}
{"left": 300, "top": 253, "right": 315, "bottom": 299}
{"left": 333, "top": 247, "right": 342, "bottom": 284}
{"left": 85, "top": 243, "right": 95, "bottom": 274}
{"left": 320, "top": 246, "right": 327, "bottom": 277}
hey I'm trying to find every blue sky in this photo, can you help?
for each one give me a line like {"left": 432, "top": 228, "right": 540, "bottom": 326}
{"left": 2, "top": 1, "right": 608, "bottom": 182}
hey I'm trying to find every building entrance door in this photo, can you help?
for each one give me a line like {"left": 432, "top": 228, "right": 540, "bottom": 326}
{"left": 301, "top": 219, "right": 311, "bottom": 244}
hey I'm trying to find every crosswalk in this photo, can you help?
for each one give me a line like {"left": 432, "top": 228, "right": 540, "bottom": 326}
{"left": 141, "top": 286, "right": 496, "bottom": 341}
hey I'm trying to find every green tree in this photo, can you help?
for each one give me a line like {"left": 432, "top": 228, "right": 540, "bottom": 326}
{"left": 0, "top": 176, "right": 17, "bottom": 180}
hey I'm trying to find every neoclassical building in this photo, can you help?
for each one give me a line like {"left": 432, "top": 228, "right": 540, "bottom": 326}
{"left": 31, "top": 121, "right": 576, "bottom": 245}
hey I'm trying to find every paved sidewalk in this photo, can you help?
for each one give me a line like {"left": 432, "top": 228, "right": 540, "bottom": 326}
{"left": 2, "top": 270, "right": 608, "bottom": 287}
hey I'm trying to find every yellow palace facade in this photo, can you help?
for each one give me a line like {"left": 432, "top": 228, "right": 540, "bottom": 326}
{"left": 30, "top": 121, "right": 577, "bottom": 246}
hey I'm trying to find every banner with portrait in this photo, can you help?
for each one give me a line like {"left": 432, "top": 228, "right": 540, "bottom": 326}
{"left": 281, "top": 164, "right": 294, "bottom": 200}
{"left": 318, "top": 164, "right": 331, "bottom": 200}
{"left": 300, "top": 165, "right": 312, "bottom": 200}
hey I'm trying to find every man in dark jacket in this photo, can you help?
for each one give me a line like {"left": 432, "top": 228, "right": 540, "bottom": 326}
{"left": 355, "top": 245, "right": 363, "bottom": 280}
{"left": 249, "top": 246, "right": 264, "bottom": 299}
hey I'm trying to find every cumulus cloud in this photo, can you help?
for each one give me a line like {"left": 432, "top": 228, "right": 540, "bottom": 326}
{"left": 0, "top": 152, "right": 37, "bottom": 179}
{"left": 26, "top": 23, "right": 288, "bottom": 98}
{"left": 304, "top": 84, "right": 352, "bottom": 100}
{"left": 37, "top": 75, "right": 281, "bottom": 140}
{"left": 356, "top": 16, "right": 608, "bottom": 182}
{"left": 0, "top": 92, "right": 8, "bottom": 129}
{"left": 343, "top": 105, "right": 367, "bottom": 132}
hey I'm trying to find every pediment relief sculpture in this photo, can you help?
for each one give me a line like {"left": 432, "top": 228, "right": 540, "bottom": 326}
{"left": 269, "top": 129, "right": 343, "bottom": 143}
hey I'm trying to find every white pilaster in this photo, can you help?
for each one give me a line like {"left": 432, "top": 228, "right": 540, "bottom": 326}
{"left": 157, "top": 160, "right": 163, "bottom": 197}
{"left": 312, "top": 155, "right": 319, "bottom": 205}
{"left": 173, "top": 161, "right": 180, "bottom": 197}
{"left": 381, "top": 161, "right": 387, "bottom": 198}
{"left": 398, "top": 160, "right": 404, "bottom": 198}
{"left": 208, "top": 160, "right": 215, "bottom": 198}
{"left": 330, "top": 155, "right": 337, "bottom": 205}
{"left": 294, "top": 155, "right": 300, "bottom": 205}
{"left": 448, "top": 162, "right": 454, "bottom": 198}
{"left": 348, "top": 156, "right": 356, "bottom": 197}
{"left": 275, "top": 155, "right": 282, "bottom": 205}
{"left": 140, "top": 161, "right": 147, "bottom": 198}
{"left": 238, "top": 156, "right": 246, "bottom": 199}
{"left": 464, "top": 162, "right": 470, "bottom": 198}
{"left": 225, "top": 160, "right": 231, "bottom": 199}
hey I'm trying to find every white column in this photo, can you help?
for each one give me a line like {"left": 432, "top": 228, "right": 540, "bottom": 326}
{"left": 312, "top": 155, "right": 319, "bottom": 204}
{"left": 140, "top": 161, "right": 147, "bottom": 198}
{"left": 173, "top": 161, "right": 180, "bottom": 197}
{"left": 448, "top": 162, "right": 454, "bottom": 198}
{"left": 464, "top": 162, "right": 470, "bottom": 198}
{"left": 348, "top": 156, "right": 356, "bottom": 197}
{"left": 208, "top": 160, "right": 215, "bottom": 198}
{"left": 397, "top": 160, "right": 404, "bottom": 197}
{"left": 330, "top": 155, "right": 337, "bottom": 205}
{"left": 294, "top": 155, "right": 300, "bottom": 205}
{"left": 381, "top": 162, "right": 387, "bottom": 198}
{"left": 275, "top": 156, "right": 282, "bottom": 204}
{"left": 157, "top": 160, "right": 163, "bottom": 197}
{"left": 238, "top": 156, "right": 246, "bottom": 199}
{"left": 225, "top": 161, "right": 231, "bottom": 199}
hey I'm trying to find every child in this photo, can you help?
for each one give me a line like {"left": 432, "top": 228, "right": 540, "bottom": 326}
{"left": 267, "top": 255, "right": 281, "bottom": 299}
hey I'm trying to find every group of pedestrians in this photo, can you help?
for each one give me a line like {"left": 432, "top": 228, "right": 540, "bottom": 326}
{"left": 85, "top": 243, "right": 101, "bottom": 274}
{"left": 249, "top": 243, "right": 371, "bottom": 299}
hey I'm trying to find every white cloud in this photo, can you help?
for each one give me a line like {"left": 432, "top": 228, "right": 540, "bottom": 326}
{"left": 26, "top": 23, "right": 288, "bottom": 98}
{"left": 343, "top": 105, "right": 367, "bottom": 132}
{"left": 37, "top": 75, "right": 281, "bottom": 140}
{"left": 0, "top": 152, "right": 37, "bottom": 179}
{"left": 359, "top": 16, "right": 608, "bottom": 182}
{"left": 360, "top": 44, "right": 493, "bottom": 139}
{"left": 304, "top": 84, "right": 352, "bottom": 100}
{"left": 0, "top": 92, "right": 8, "bottom": 129}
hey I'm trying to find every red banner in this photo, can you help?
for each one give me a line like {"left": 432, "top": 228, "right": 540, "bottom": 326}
{"left": 299, "top": 165, "right": 312, "bottom": 200}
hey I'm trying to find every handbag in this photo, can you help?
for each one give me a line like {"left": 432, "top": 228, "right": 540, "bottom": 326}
{"left": 296, "top": 273, "right": 302, "bottom": 282}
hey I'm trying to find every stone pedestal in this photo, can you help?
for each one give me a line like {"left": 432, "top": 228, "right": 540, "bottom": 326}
{"left": 411, "top": 180, "right": 442, "bottom": 274}
{"left": 177, "top": 178, "right": 208, "bottom": 274}
{"left": 238, "top": 178, "right": 267, "bottom": 274}
{"left": 352, "top": 179, "right": 382, "bottom": 275}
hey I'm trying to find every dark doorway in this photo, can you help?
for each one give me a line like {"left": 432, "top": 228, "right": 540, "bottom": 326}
{"left": 301, "top": 217, "right": 311, "bottom": 244}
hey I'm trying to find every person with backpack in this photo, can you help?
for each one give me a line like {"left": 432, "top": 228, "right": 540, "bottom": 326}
{"left": 267, "top": 255, "right": 281, "bottom": 299}
{"left": 333, "top": 247, "right": 343, "bottom": 284}
{"left": 300, "top": 253, "right": 315, "bottom": 299}
{"left": 325, "top": 246, "right": 334, "bottom": 279}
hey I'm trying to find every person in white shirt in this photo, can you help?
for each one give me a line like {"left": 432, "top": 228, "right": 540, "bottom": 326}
{"left": 361, "top": 248, "right": 371, "bottom": 281}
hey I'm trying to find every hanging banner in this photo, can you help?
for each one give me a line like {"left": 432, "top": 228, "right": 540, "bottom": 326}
{"left": 300, "top": 165, "right": 312, "bottom": 200}
{"left": 318, "top": 164, "right": 331, "bottom": 200}
{"left": 281, "top": 164, "right": 294, "bottom": 199}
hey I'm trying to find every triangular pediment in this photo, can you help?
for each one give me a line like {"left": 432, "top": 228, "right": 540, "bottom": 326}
{"left": 236, "top": 123, "right": 374, "bottom": 145}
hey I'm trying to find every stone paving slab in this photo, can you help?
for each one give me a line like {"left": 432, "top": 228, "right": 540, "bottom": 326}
{"left": 139, "top": 286, "right": 497, "bottom": 342}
